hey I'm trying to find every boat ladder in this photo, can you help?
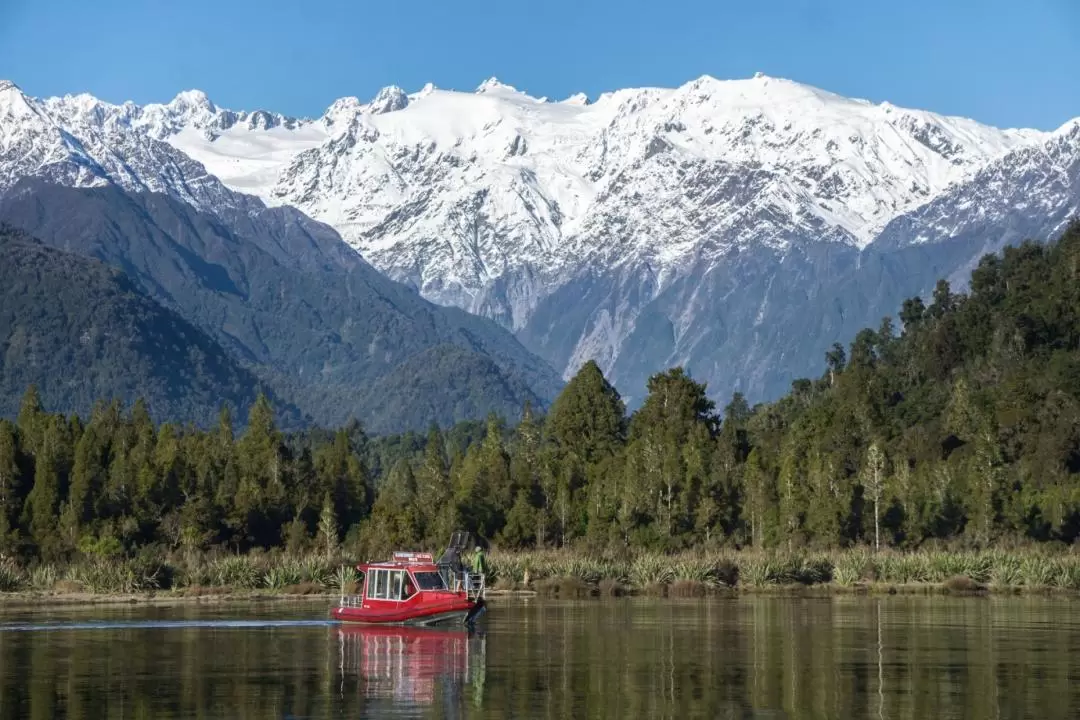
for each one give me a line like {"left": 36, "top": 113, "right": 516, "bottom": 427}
{"left": 463, "top": 572, "right": 486, "bottom": 601}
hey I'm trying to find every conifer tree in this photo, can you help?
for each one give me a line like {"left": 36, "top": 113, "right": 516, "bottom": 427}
{"left": 502, "top": 403, "right": 543, "bottom": 547}
{"left": 0, "top": 420, "right": 21, "bottom": 556}
{"left": 22, "top": 419, "right": 62, "bottom": 559}
{"left": 415, "top": 424, "right": 451, "bottom": 543}
{"left": 318, "top": 492, "right": 338, "bottom": 559}
{"left": 543, "top": 361, "right": 625, "bottom": 543}
{"left": 862, "top": 442, "right": 886, "bottom": 551}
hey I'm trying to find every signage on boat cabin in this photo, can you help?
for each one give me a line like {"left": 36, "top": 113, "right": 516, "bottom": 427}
{"left": 392, "top": 551, "right": 435, "bottom": 564}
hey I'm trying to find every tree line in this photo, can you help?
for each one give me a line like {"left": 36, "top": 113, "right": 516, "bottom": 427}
{"left": 1, "top": 222, "right": 1078, "bottom": 563}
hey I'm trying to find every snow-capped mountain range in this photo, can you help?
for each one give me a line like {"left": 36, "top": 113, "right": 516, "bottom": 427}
{"left": 2, "top": 75, "right": 1077, "bottom": 406}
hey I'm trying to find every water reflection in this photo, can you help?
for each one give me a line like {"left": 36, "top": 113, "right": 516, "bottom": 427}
{"left": 336, "top": 624, "right": 486, "bottom": 712}
{"left": 0, "top": 597, "right": 1077, "bottom": 718}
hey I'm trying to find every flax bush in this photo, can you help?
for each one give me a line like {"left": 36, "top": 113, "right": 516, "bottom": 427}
{"left": 0, "top": 559, "right": 23, "bottom": 592}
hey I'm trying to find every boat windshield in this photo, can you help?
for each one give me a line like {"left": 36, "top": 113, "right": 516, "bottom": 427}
{"left": 412, "top": 571, "right": 447, "bottom": 591}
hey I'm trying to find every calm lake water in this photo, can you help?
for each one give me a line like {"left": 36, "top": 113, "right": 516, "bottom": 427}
{"left": 0, "top": 595, "right": 1077, "bottom": 719}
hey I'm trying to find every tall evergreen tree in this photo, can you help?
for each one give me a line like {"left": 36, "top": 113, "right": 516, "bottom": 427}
{"left": 234, "top": 394, "right": 285, "bottom": 547}
{"left": 502, "top": 403, "right": 543, "bottom": 547}
{"left": 415, "top": 424, "right": 452, "bottom": 544}
{"left": 0, "top": 420, "right": 21, "bottom": 556}
{"left": 22, "top": 418, "right": 63, "bottom": 559}
{"left": 543, "top": 361, "right": 626, "bottom": 543}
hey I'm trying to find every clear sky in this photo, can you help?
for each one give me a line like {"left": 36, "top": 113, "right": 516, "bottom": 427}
{"left": 1, "top": 0, "right": 1077, "bottom": 130}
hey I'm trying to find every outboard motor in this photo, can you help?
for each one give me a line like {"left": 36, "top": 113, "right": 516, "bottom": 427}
{"left": 464, "top": 597, "right": 487, "bottom": 626}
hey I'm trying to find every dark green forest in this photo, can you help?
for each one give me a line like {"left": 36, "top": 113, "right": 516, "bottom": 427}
{"left": 0, "top": 226, "right": 302, "bottom": 428}
{"left": 1, "top": 222, "right": 1078, "bottom": 564}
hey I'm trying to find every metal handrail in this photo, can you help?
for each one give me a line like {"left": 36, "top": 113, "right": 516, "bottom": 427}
{"left": 463, "top": 571, "right": 486, "bottom": 601}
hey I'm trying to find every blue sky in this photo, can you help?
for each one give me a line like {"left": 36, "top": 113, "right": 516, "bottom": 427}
{"left": 1, "top": 0, "right": 1077, "bottom": 130}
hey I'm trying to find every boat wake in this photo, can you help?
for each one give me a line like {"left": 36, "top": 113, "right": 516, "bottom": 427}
{"left": 0, "top": 619, "right": 341, "bottom": 633}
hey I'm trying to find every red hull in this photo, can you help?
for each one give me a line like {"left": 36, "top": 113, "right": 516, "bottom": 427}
{"left": 332, "top": 590, "right": 480, "bottom": 625}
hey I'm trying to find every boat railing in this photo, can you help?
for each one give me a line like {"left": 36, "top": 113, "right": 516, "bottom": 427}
{"left": 440, "top": 569, "right": 485, "bottom": 600}
{"left": 463, "top": 571, "right": 486, "bottom": 601}
{"left": 339, "top": 594, "right": 364, "bottom": 608}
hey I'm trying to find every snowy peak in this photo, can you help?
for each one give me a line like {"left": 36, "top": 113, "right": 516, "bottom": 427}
{"left": 169, "top": 88, "right": 216, "bottom": 112}
{"left": 0, "top": 82, "right": 260, "bottom": 212}
{"left": 367, "top": 85, "right": 409, "bottom": 114}
{"left": 475, "top": 77, "right": 516, "bottom": 94}
{"left": 873, "top": 112, "right": 1080, "bottom": 252}
{"left": 133, "top": 90, "right": 303, "bottom": 140}
{"left": 322, "top": 96, "right": 363, "bottom": 129}
{"left": 0, "top": 73, "right": 1067, "bottom": 407}
{"left": 676, "top": 72, "right": 855, "bottom": 110}
{"left": 1056, "top": 117, "right": 1080, "bottom": 138}
{"left": 0, "top": 74, "right": 1057, "bottom": 339}
{"left": 413, "top": 82, "right": 438, "bottom": 100}
{"left": 0, "top": 80, "right": 39, "bottom": 124}
{"left": 231, "top": 74, "right": 1045, "bottom": 337}
{"left": 0, "top": 80, "right": 43, "bottom": 117}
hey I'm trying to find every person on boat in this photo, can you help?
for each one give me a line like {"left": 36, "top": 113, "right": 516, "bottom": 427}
{"left": 471, "top": 546, "right": 487, "bottom": 575}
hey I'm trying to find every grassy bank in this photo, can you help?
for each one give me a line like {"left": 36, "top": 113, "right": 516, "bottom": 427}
{"left": 0, "top": 554, "right": 353, "bottom": 600}
{"left": 485, "top": 548, "right": 1080, "bottom": 597}
{"left": 3, "top": 548, "right": 1080, "bottom": 605}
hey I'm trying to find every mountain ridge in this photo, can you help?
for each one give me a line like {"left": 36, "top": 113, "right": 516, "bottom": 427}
{"left": 3, "top": 74, "right": 1076, "bottom": 410}
{"left": 0, "top": 178, "right": 563, "bottom": 432}
{"left": 0, "top": 223, "right": 304, "bottom": 426}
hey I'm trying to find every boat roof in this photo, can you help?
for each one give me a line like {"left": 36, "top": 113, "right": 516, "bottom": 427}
{"left": 357, "top": 551, "right": 440, "bottom": 571}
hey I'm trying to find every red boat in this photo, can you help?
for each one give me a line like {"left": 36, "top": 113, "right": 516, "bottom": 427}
{"left": 331, "top": 548, "right": 487, "bottom": 626}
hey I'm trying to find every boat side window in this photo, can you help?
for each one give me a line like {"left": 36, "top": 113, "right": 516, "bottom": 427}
{"left": 413, "top": 571, "right": 446, "bottom": 591}
{"left": 368, "top": 569, "right": 390, "bottom": 599}
{"left": 390, "top": 570, "right": 404, "bottom": 600}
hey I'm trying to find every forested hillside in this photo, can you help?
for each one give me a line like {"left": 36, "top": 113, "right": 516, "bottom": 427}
{"left": 1, "top": 222, "right": 1077, "bottom": 562}
{"left": 0, "top": 225, "right": 300, "bottom": 428}
{"left": 0, "top": 181, "right": 561, "bottom": 433}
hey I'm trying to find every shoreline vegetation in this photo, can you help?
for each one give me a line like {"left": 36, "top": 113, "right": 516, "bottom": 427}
{"left": 3, "top": 548, "right": 1080, "bottom": 608}
{"left": 0, "top": 224, "right": 1078, "bottom": 611}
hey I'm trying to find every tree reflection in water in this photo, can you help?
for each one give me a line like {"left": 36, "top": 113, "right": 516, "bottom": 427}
{"left": 1, "top": 598, "right": 1078, "bottom": 719}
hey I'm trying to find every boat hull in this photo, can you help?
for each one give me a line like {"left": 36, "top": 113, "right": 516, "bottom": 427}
{"left": 334, "top": 609, "right": 470, "bottom": 627}
{"left": 332, "top": 597, "right": 482, "bottom": 627}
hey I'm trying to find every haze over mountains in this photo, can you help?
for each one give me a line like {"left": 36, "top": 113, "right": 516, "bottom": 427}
{"left": 0, "top": 74, "right": 1076, "bottom": 422}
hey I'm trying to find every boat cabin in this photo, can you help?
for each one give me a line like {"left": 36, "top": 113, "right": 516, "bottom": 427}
{"left": 360, "top": 553, "right": 448, "bottom": 602}
{"left": 334, "top": 547, "right": 486, "bottom": 625}
{"left": 342, "top": 551, "right": 484, "bottom": 608}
